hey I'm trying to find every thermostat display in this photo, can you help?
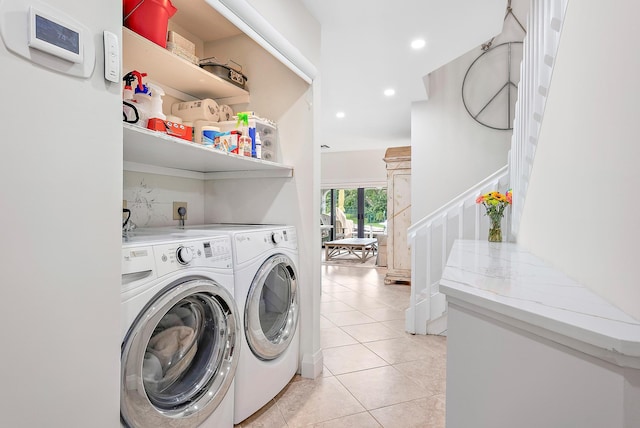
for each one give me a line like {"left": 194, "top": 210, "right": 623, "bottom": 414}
{"left": 29, "top": 6, "right": 83, "bottom": 63}
{"left": 0, "top": 0, "right": 95, "bottom": 78}
{"left": 36, "top": 14, "right": 79, "bottom": 54}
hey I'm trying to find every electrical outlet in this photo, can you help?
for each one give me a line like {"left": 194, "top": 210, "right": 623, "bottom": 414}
{"left": 173, "top": 202, "right": 188, "bottom": 220}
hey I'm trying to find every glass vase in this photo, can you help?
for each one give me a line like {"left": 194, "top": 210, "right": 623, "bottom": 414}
{"left": 488, "top": 217, "right": 502, "bottom": 242}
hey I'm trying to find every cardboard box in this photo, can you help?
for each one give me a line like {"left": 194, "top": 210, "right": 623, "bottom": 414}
{"left": 167, "top": 31, "right": 196, "bottom": 55}
{"left": 166, "top": 41, "right": 199, "bottom": 64}
{"left": 214, "top": 132, "right": 239, "bottom": 154}
{"left": 147, "top": 118, "right": 193, "bottom": 141}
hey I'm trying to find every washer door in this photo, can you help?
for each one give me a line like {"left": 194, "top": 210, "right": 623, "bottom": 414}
{"left": 121, "top": 279, "right": 239, "bottom": 428}
{"left": 245, "top": 254, "right": 299, "bottom": 360}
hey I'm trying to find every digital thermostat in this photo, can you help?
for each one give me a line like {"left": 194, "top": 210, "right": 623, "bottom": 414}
{"left": 28, "top": 6, "right": 83, "bottom": 63}
{"left": 0, "top": 0, "right": 95, "bottom": 78}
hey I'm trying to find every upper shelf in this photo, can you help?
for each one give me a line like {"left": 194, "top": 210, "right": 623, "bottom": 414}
{"left": 122, "top": 27, "right": 249, "bottom": 102}
{"left": 123, "top": 124, "right": 293, "bottom": 179}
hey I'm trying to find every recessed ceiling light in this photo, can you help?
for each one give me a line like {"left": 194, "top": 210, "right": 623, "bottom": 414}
{"left": 336, "top": 111, "right": 345, "bottom": 119}
{"left": 384, "top": 88, "right": 396, "bottom": 97}
{"left": 411, "top": 38, "right": 426, "bottom": 50}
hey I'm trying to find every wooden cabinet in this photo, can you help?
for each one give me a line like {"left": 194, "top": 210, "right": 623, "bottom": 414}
{"left": 384, "top": 146, "right": 411, "bottom": 284}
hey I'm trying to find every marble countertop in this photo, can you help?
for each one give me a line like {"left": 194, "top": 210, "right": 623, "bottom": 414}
{"left": 440, "top": 240, "right": 640, "bottom": 364}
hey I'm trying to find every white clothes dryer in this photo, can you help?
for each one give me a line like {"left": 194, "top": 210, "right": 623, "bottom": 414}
{"left": 179, "top": 224, "right": 300, "bottom": 424}
{"left": 121, "top": 230, "right": 240, "bottom": 428}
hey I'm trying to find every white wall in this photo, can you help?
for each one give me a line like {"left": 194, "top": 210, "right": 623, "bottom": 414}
{"left": 411, "top": 0, "right": 528, "bottom": 221}
{"left": 518, "top": 0, "right": 640, "bottom": 321}
{"left": 247, "top": 0, "right": 321, "bottom": 66}
{"left": 411, "top": 66, "right": 510, "bottom": 220}
{"left": 0, "top": 1, "right": 121, "bottom": 426}
{"left": 123, "top": 171, "right": 206, "bottom": 227}
{"left": 321, "top": 149, "right": 387, "bottom": 189}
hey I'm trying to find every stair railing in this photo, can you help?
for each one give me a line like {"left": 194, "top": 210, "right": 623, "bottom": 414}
{"left": 510, "top": 0, "right": 568, "bottom": 238}
{"left": 405, "top": 166, "right": 509, "bottom": 335}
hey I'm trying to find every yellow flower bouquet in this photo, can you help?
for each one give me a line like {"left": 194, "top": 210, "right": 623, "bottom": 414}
{"left": 476, "top": 190, "right": 512, "bottom": 242}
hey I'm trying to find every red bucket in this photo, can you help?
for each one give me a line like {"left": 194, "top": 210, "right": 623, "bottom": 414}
{"left": 123, "top": 0, "right": 177, "bottom": 48}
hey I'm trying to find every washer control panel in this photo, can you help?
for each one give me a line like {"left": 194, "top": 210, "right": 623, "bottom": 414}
{"left": 153, "top": 236, "right": 232, "bottom": 277}
{"left": 175, "top": 245, "right": 194, "bottom": 265}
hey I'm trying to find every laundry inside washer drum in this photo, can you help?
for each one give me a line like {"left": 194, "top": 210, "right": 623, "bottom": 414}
{"left": 141, "top": 296, "right": 227, "bottom": 405}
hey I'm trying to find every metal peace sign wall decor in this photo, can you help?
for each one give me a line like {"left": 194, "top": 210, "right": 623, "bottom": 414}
{"left": 462, "top": 41, "right": 523, "bottom": 131}
{"left": 461, "top": 0, "right": 526, "bottom": 131}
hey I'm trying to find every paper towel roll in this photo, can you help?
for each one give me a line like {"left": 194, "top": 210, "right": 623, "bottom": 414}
{"left": 171, "top": 99, "right": 220, "bottom": 122}
{"left": 219, "top": 104, "right": 234, "bottom": 121}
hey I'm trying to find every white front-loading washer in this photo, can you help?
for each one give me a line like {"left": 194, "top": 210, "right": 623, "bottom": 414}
{"left": 177, "top": 224, "right": 300, "bottom": 424}
{"left": 121, "top": 230, "right": 240, "bottom": 428}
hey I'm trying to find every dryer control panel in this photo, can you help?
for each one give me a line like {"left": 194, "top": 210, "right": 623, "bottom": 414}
{"left": 234, "top": 226, "right": 297, "bottom": 264}
{"left": 153, "top": 236, "right": 233, "bottom": 277}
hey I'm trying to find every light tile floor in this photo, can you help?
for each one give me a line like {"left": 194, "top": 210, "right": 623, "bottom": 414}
{"left": 235, "top": 264, "right": 447, "bottom": 427}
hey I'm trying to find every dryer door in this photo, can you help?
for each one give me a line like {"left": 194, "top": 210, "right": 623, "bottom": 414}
{"left": 121, "top": 279, "right": 239, "bottom": 428}
{"left": 245, "top": 254, "right": 299, "bottom": 360}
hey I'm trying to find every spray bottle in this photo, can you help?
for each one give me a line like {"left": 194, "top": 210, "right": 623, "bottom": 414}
{"left": 132, "top": 86, "right": 149, "bottom": 127}
{"left": 123, "top": 71, "right": 147, "bottom": 99}
{"left": 122, "top": 70, "right": 147, "bottom": 124}
{"left": 146, "top": 82, "right": 166, "bottom": 121}
{"left": 236, "top": 111, "right": 252, "bottom": 157}
{"left": 123, "top": 73, "right": 135, "bottom": 100}
{"left": 131, "top": 78, "right": 167, "bottom": 128}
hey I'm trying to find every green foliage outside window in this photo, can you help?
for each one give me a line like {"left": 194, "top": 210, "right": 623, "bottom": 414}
{"left": 324, "top": 188, "right": 387, "bottom": 228}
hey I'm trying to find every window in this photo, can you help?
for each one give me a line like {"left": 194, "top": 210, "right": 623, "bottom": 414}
{"left": 321, "top": 187, "right": 387, "bottom": 241}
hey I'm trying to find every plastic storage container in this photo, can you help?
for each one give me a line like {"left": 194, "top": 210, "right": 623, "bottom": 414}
{"left": 217, "top": 117, "right": 277, "bottom": 161}
{"left": 123, "top": 0, "right": 177, "bottom": 48}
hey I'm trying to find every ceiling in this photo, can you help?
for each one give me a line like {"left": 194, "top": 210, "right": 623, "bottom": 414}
{"left": 300, "top": 0, "right": 508, "bottom": 152}
{"left": 171, "top": 0, "right": 509, "bottom": 153}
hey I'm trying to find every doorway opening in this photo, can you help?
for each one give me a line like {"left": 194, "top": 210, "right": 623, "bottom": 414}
{"left": 321, "top": 187, "right": 387, "bottom": 243}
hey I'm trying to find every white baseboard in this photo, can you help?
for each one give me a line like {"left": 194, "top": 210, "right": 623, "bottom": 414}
{"left": 426, "top": 312, "right": 448, "bottom": 335}
{"left": 300, "top": 349, "right": 323, "bottom": 379}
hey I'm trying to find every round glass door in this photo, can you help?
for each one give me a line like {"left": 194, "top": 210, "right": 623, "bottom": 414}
{"left": 121, "top": 279, "right": 239, "bottom": 428}
{"left": 245, "top": 254, "right": 299, "bottom": 360}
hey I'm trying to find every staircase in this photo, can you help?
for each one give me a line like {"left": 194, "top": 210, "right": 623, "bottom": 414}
{"left": 405, "top": 167, "right": 510, "bottom": 335}
{"left": 510, "top": 0, "right": 569, "bottom": 237}
{"left": 405, "top": 0, "right": 569, "bottom": 335}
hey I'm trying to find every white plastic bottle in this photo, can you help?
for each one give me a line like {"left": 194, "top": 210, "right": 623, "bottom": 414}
{"left": 255, "top": 132, "right": 262, "bottom": 159}
{"left": 132, "top": 86, "right": 151, "bottom": 127}
{"left": 146, "top": 82, "right": 166, "bottom": 121}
